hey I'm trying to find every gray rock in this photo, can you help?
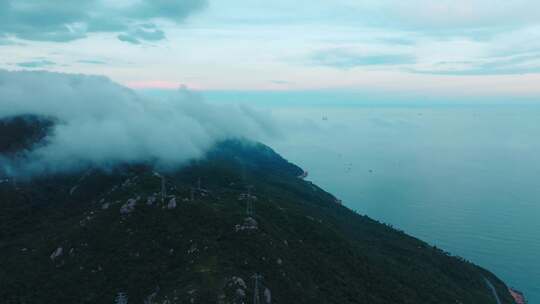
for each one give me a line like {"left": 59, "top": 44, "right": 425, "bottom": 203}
{"left": 120, "top": 198, "right": 138, "bottom": 215}
{"left": 146, "top": 195, "right": 157, "bottom": 206}
{"left": 235, "top": 217, "right": 258, "bottom": 232}
{"left": 167, "top": 197, "right": 177, "bottom": 209}
{"left": 235, "top": 288, "right": 246, "bottom": 298}
{"left": 50, "top": 247, "right": 63, "bottom": 260}
{"left": 231, "top": 276, "right": 247, "bottom": 289}
{"left": 264, "top": 288, "right": 271, "bottom": 304}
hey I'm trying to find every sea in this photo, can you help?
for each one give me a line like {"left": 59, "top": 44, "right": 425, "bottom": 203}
{"left": 261, "top": 104, "right": 540, "bottom": 303}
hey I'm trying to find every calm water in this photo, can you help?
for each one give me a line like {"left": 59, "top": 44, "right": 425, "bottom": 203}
{"left": 266, "top": 105, "right": 540, "bottom": 302}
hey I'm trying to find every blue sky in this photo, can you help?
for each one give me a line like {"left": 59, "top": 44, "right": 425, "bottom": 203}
{"left": 2, "top": 0, "right": 540, "bottom": 102}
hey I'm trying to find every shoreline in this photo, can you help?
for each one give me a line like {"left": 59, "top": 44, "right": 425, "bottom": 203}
{"left": 509, "top": 287, "right": 527, "bottom": 304}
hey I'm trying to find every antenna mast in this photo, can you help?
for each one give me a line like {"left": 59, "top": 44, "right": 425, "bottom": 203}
{"left": 153, "top": 172, "right": 166, "bottom": 203}
{"left": 252, "top": 273, "right": 263, "bottom": 304}
{"left": 161, "top": 175, "right": 166, "bottom": 203}
{"left": 246, "top": 185, "right": 254, "bottom": 216}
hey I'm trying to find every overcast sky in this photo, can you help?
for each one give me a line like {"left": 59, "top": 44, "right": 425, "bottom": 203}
{"left": 2, "top": 0, "right": 540, "bottom": 101}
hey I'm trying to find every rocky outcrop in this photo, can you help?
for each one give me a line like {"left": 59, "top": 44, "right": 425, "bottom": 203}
{"left": 235, "top": 217, "right": 258, "bottom": 232}
{"left": 264, "top": 288, "right": 271, "bottom": 304}
{"left": 166, "top": 197, "right": 177, "bottom": 209}
{"left": 49, "top": 247, "right": 63, "bottom": 261}
{"left": 120, "top": 197, "right": 139, "bottom": 215}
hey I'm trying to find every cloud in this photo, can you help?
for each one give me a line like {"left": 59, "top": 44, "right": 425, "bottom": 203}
{"left": 0, "top": 0, "right": 207, "bottom": 43}
{"left": 383, "top": 0, "right": 540, "bottom": 31}
{"left": 206, "top": 1, "right": 540, "bottom": 34}
{"left": 16, "top": 59, "right": 56, "bottom": 68}
{"left": 378, "top": 37, "right": 416, "bottom": 46}
{"left": 0, "top": 36, "right": 15, "bottom": 45}
{"left": 0, "top": 69, "right": 280, "bottom": 176}
{"left": 128, "top": 0, "right": 208, "bottom": 21}
{"left": 77, "top": 59, "right": 107, "bottom": 65}
{"left": 117, "top": 34, "right": 141, "bottom": 45}
{"left": 270, "top": 80, "right": 293, "bottom": 85}
{"left": 308, "top": 48, "right": 415, "bottom": 69}
{"left": 117, "top": 27, "right": 166, "bottom": 44}
{"left": 0, "top": 1, "right": 91, "bottom": 42}
{"left": 410, "top": 52, "right": 540, "bottom": 75}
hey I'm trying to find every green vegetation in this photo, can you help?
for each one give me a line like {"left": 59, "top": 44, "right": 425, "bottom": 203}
{"left": 0, "top": 115, "right": 53, "bottom": 155}
{"left": 0, "top": 137, "right": 514, "bottom": 303}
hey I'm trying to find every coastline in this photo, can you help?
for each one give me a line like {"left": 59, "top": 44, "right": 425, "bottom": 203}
{"left": 509, "top": 288, "right": 527, "bottom": 304}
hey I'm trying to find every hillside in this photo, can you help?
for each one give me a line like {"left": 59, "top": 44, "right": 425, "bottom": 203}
{"left": 0, "top": 115, "right": 514, "bottom": 304}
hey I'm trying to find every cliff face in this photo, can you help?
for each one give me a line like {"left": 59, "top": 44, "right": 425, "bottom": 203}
{"left": 0, "top": 115, "right": 514, "bottom": 304}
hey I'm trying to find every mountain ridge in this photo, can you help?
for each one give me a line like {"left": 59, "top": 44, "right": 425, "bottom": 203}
{"left": 0, "top": 115, "right": 514, "bottom": 303}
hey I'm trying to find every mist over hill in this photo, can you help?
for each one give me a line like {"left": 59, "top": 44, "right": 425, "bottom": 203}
{"left": 0, "top": 70, "right": 279, "bottom": 177}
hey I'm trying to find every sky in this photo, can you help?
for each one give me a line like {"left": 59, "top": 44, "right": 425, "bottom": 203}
{"left": 2, "top": 0, "right": 540, "bottom": 102}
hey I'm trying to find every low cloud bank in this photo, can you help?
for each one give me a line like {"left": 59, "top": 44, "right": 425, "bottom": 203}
{"left": 0, "top": 69, "right": 280, "bottom": 176}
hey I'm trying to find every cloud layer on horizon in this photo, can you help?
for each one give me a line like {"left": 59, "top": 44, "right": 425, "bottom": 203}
{"left": 0, "top": 69, "right": 279, "bottom": 176}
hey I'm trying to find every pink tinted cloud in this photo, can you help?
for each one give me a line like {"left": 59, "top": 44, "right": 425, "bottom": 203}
{"left": 125, "top": 80, "right": 185, "bottom": 90}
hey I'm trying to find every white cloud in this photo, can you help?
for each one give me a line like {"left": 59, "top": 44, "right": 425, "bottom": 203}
{"left": 0, "top": 69, "right": 280, "bottom": 175}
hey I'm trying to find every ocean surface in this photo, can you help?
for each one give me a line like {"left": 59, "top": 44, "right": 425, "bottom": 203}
{"left": 263, "top": 104, "right": 540, "bottom": 302}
